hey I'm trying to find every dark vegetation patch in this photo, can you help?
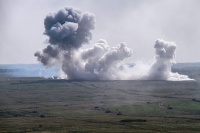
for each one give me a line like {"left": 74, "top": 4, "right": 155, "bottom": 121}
{"left": 0, "top": 110, "right": 47, "bottom": 118}
{"left": 94, "top": 106, "right": 123, "bottom": 115}
{"left": 105, "top": 110, "right": 112, "bottom": 113}
{"left": 116, "top": 112, "right": 122, "bottom": 115}
{"left": 40, "top": 114, "right": 46, "bottom": 118}
{"left": 167, "top": 106, "right": 173, "bottom": 110}
{"left": 0, "top": 110, "right": 34, "bottom": 117}
{"left": 120, "top": 119, "right": 147, "bottom": 123}
{"left": 192, "top": 98, "right": 200, "bottom": 103}
{"left": 32, "top": 110, "right": 38, "bottom": 113}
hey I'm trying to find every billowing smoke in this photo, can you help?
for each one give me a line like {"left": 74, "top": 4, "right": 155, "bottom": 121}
{"left": 145, "top": 39, "right": 177, "bottom": 80}
{"left": 35, "top": 7, "right": 95, "bottom": 66}
{"left": 35, "top": 7, "right": 192, "bottom": 81}
{"left": 35, "top": 7, "right": 132, "bottom": 80}
{"left": 61, "top": 39, "right": 133, "bottom": 80}
{"left": 142, "top": 39, "right": 192, "bottom": 81}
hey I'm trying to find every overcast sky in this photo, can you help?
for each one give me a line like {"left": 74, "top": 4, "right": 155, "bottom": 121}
{"left": 0, "top": 0, "right": 200, "bottom": 64}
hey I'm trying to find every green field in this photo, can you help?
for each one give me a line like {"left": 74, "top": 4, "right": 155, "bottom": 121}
{"left": 0, "top": 77, "right": 200, "bottom": 132}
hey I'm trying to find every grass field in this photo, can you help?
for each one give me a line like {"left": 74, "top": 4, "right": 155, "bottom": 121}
{"left": 0, "top": 77, "right": 200, "bottom": 132}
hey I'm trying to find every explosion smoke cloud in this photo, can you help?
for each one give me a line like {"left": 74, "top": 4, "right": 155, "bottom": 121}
{"left": 35, "top": 7, "right": 95, "bottom": 66}
{"left": 35, "top": 7, "right": 192, "bottom": 81}
{"left": 143, "top": 39, "right": 192, "bottom": 81}
{"left": 145, "top": 39, "right": 177, "bottom": 80}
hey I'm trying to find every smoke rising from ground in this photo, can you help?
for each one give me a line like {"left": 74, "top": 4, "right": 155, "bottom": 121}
{"left": 142, "top": 39, "right": 192, "bottom": 81}
{"left": 35, "top": 7, "right": 192, "bottom": 81}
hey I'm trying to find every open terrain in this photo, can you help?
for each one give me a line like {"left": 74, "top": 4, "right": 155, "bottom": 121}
{"left": 0, "top": 77, "right": 200, "bottom": 132}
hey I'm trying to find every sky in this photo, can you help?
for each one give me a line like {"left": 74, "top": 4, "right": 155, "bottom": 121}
{"left": 0, "top": 0, "right": 200, "bottom": 64}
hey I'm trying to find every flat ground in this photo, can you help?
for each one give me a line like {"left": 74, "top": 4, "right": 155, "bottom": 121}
{"left": 0, "top": 77, "right": 200, "bottom": 132}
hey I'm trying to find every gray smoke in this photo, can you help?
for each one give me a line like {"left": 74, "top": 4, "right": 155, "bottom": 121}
{"left": 44, "top": 7, "right": 95, "bottom": 49}
{"left": 35, "top": 7, "right": 95, "bottom": 66}
{"left": 35, "top": 7, "right": 132, "bottom": 80}
{"left": 35, "top": 7, "right": 192, "bottom": 81}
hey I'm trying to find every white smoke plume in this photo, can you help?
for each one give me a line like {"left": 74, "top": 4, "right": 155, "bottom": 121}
{"left": 60, "top": 39, "right": 133, "bottom": 80}
{"left": 35, "top": 7, "right": 192, "bottom": 81}
{"left": 142, "top": 39, "right": 192, "bottom": 81}
{"left": 145, "top": 39, "right": 177, "bottom": 80}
